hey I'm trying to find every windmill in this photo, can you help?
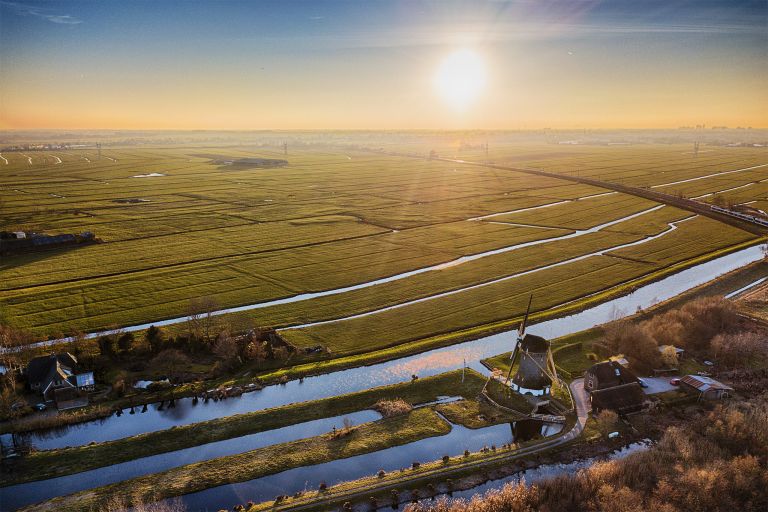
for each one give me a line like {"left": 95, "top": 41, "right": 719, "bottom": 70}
{"left": 504, "top": 295, "right": 559, "bottom": 395}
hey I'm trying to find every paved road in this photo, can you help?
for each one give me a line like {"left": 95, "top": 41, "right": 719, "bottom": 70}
{"left": 564, "top": 378, "right": 589, "bottom": 440}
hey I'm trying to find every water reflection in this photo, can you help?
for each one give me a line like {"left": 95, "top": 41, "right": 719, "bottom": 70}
{"left": 0, "top": 410, "right": 381, "bottom": 511}
{"left": 8, "top": 244, "right": 764, "bottom": 452}
{"left": 176, "top": 419, "right": 561, "bottom": 511}
{"left": 438, "top": 440, "right": 653, "bottom": 504}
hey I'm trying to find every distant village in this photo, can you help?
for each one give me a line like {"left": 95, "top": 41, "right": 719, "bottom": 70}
{"left": 0, "top": 143, "right": 92, "bottom": 152}
{"left": 0, "top": 231, "right": 97, "bottom": 255}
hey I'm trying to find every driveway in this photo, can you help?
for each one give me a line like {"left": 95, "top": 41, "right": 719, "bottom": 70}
{"left": 563, "top": 378, "right": 590, "bottom": 441}
{"left": 639, "top": 376, "right": 678, "bottom": 395}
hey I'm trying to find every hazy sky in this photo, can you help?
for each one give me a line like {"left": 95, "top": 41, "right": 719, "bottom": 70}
{"left": 1, "top": 0, "right": 766, "bottom": 130}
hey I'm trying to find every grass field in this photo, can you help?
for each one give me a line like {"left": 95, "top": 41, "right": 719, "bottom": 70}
{"left": 1, "top": 142, "right": 765, "bottom": 356}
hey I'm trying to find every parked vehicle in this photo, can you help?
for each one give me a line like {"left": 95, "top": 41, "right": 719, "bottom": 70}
{"left": 637, "top": 378, "right": 648, "bottom": 388}
{"left": 669, "top": 378, "right": 681, "bottom": 386}
{"left": 33, "top": 403, "right": 47, "bottom": 411}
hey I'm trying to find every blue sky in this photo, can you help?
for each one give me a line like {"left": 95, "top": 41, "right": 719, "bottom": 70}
{"left": 1, "top": 0, "right": 766, "bottom": 129}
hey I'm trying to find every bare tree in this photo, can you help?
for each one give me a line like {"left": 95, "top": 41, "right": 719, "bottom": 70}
{"left": 603, "top": 320, "right": 660, "bottom": 371}
{"left": 187, "top": 296, "right": 219, "bottom": 343}
{"left": 212, "top": 331, "right": 239, "bottom": 363}
{"left": 245, "top": 340, "right": 267, "bottom": 364}
{"left": 68, "top": 328, "right": 88, "bottom": 361}
{"left": 151, "top": 349, "right": 191, "bottom": 382}
{"left": 711, "top": 332, "right": 766, "bottom": 367}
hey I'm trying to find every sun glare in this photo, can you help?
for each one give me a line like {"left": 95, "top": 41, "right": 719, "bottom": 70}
{"left": 434, "top": 49, "right": 487, "bottom": 110}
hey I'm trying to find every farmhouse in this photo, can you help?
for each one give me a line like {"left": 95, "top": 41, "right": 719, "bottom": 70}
{"left": 584, "top": 361, "right": 638, "bottom": 392}
{"left": 680, "top": 375, "right": 733, "bottom": 400}
{"left": 232, "top": 158, "right": 288, "bottom": 168}
{"left": 590, "top": 382, "right": 646, "bottom": 414}
{"left": 26, "top": 353, "right": 95, "bottom": 402}
{"left": 0, "top": 231, "right": 95, "bottom": 255}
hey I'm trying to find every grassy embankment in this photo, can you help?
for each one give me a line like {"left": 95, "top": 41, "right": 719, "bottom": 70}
{"left": 22, "top": 402, "right": 576, "bottom": 512}
{"left": 243, "top": 413, "right": 580, "bottom": 512}
{"left": 19, "top": 407, "right": 450, "bottom": 512}
{"left": 5, "top": 369, "right": 532, "bottom": 486}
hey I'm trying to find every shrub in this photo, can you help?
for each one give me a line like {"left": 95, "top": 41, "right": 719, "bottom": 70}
{"left": 711, "top": 331, "right": 767, "bottom": 367}
{"left": 679, "top": 296, "right": 740, "bottom": 348}
{"left": 112, "top": 378, "right": 126, "bottom": 397}
{"left": 594, "top": 409, "right": 619, "bottom": 436}
{"left": 117, "top": 332, "right": 135, "bottom": 352}
{"left": 404, "top": 396, "right": 768, "bottom": 512}
{"left": 603, "top": 320, "right": 660, "bottom": 371}
{"left": 660, "top": 345, "right": 679, "bottom": 368}
{"left": 145, "top": 325, "right": 166, "bottom": 353}
{"left": 374, "top": 398, "right": 414, "bottom": 417}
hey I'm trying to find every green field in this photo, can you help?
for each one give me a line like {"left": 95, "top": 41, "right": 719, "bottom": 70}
{"left": 1, "top": 142, "right": 765, "bottom": 359}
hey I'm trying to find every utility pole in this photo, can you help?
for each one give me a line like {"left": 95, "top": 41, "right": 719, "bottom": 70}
{"left": 283, "top": 142, "right": 288, "bottom": 156}
{"left": 97, "top": 143, "right": 102, "bottom": 161}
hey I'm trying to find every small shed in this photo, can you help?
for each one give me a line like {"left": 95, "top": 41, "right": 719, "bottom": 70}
{"left": 658, "top": 345, "right": 685, "bottom": 357}
{"left": 680, "top": 375, "right": 733, "bottom": 400}
{"left": 75, "top": 372, "right": 95, "bottom": 391}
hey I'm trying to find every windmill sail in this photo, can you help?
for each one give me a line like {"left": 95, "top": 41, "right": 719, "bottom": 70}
{"left": 505, "top": 294, "right": 534, "bottom": 384}
{"left": 518, "top": 294, "right": 533, "bottom": 338}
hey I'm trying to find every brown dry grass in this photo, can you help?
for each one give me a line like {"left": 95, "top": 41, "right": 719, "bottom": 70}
{"left": 374, "top": 398, "right": 414, "bottom": 417}
{"left": 407, "top": 395, "right": 768, "bottom": 512}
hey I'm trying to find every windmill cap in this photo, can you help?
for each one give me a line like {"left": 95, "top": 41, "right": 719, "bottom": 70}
{"left": 520, "top": 334, "right": 549, "bottom": 352}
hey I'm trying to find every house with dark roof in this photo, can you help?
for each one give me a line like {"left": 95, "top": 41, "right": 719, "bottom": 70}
{"left": 584, "top": 361, "right": 638, "bottom": 392}
{"left": 590, "top": 382, "right": 646, "bottom": 414}
{"left": 26, "top": 353, "right": 94, "bottom": 402}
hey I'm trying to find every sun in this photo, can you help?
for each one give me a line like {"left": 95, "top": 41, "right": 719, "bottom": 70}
{"left": 434, "top": 49, "right": 487, "bottom": 110}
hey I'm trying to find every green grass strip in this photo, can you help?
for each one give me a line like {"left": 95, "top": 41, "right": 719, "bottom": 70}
{"left": 20, "top": 407, "right": 452, "bottom": 512}
{"left": 5, "top": 370, "right": 487, "bottom": 486}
